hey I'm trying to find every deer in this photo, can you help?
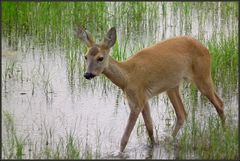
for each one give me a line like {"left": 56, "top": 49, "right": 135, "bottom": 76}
{"left": 75, "top": 27, "right": 225, "bottom": 152}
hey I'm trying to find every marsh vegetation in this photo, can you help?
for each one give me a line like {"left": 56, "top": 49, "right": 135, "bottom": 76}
{"left": 2, "top": 2, "right": 238, "bottom": 159}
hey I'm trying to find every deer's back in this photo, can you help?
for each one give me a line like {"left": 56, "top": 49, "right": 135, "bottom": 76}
{"left": 123, "top": 36, "right": 210, "bottom": 96}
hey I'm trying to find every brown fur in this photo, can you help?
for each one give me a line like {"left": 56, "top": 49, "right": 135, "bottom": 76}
{"left": 88, "top": 46, "right": 99, "bottom": 56}
{"left": 76, "top": 27, "right": 225, "bottom": 152}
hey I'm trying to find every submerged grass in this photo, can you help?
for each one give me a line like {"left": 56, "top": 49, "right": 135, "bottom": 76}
{"left": 2, "top": 1, "right": 238, "bottom": 160}
{"left": 2, "top": 111, "right": 27, "bottom": 159}
{"left": 2, "top": 111, "right": 100, "bottom": 159}
{"left": 177, "top": 116, "right": 238, "bottom": 159}
{"left": 2, "top": 106, "right": 238, "bottom": 159}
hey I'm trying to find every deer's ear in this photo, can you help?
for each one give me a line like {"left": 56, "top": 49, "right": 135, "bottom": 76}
{"left": 75, "top": 27, "right": 95, "bottom": 47}
{"left": 103, "top": 27, "right": 116, "bottom": 49}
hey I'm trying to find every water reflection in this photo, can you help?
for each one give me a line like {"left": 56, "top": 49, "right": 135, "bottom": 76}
{"left": 2, "top": 2, "right": 238, "bottom": 159}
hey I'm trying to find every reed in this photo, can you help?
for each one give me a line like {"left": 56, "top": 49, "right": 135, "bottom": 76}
{"left": 2, "top": 1, "right": 238, "bottom": 159}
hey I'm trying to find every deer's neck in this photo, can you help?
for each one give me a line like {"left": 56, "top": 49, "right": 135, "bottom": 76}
{"left": 103, "top": 57, "right": 128, "bottom": 90}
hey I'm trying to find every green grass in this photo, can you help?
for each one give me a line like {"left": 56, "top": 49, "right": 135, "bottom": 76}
{"left": 2, "top": 111, "right": 26, "bottom": 159}
{"left": 2, "top": 1, "right": 238, "bottom": 160}
{"left": 207, "top": 35, "right": 238, "bottom": 91}
{"left": 177, "top": 115, "right": 238, "bottom": 159}
{"left": 3, "top": 2, "right": 237, "bottom": 47}
{"left": 2, "top": 103, "right": 238, "bottom": 159}
{"left": 2, "top": 111, "right": 100, "bottom": 159}
{"left": 2, "top": 2, "right": 238, "bottom": 78}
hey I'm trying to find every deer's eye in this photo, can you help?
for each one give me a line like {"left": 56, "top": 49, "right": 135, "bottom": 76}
{"left": 84, "top": 56, "right": 87, "bottom": 60}
{"left": 97, "top": 57, "right": 104, "bottom": 62}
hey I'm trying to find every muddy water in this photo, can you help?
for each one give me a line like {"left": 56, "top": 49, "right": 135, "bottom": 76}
{"left": 2, "top": 2, "right": 238, "bottom": 159}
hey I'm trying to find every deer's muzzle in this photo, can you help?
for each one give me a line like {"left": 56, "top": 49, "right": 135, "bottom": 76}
{"left": 84, "top": 73, "right": 96, "bottom": 80}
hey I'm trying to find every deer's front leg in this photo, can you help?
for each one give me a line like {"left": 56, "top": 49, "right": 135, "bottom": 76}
{"left": 120, "top": 111, "right": 140, "bottom": 152}
{"left": 120, "top": 90, "right": 146, "bottom": 152}
{"left": 142, "top": 102, "right": 154, "bottom": 143}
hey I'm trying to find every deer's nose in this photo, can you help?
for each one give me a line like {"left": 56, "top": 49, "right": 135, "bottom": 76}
{"left": 84, "top": 73, "right": 96, "bottom": 80}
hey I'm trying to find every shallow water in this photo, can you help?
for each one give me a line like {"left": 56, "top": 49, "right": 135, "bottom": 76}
{"left": 2, "top": 42, "right": 238, "bottom": 159}
{"left": 2, "top": 2, "right": 238, "bottom": 159}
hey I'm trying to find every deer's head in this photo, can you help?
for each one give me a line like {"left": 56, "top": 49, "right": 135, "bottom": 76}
{"left": 75, "top": 27, "right": 116, "bottom": 80}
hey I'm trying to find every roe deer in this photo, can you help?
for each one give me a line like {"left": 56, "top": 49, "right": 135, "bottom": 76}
{"left": 75, "top": 27, "right": 225, "bottom": 152}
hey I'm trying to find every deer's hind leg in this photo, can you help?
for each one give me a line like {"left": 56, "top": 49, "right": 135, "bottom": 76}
{"left": 192, "top": 52, "right": 225, "bottom": 123}
{"left": 194, "top": 77, "right": 225, "bottom": 123}
{"left": 167, "top": 86, "right": 187, "bottom": 137}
